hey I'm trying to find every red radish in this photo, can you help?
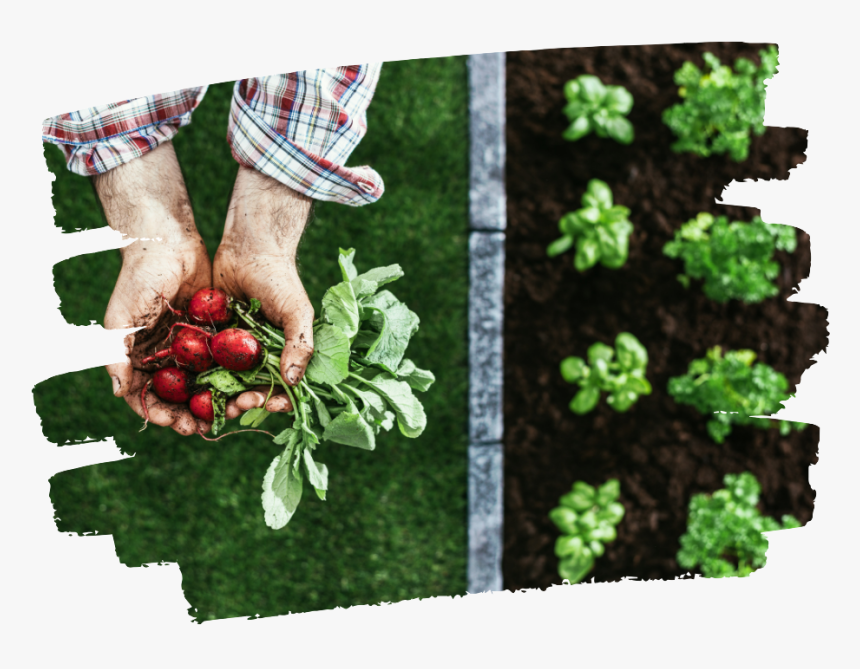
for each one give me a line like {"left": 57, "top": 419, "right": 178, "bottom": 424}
{"left": 190, "top": 390, "right": 215, "bottom": 422}
{"left": 142, "top": 328, "right": 213, "bottom": 372}
{"left": 188, "top": 288, "right": 231, "bottom": 325}
{"left": 152, "top": 367, "right": 193, "bottom": 404}
{"left": 211, "top": 329, "right": 262, "bottom": 372}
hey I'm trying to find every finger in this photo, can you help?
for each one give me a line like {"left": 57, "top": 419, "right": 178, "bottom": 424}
{"left": 171, "top": 412, "right": 198, "bottom": 437}
{"left": 225, "top": 398, "right": 243, "bottom": 420}
{"left": 280, "top": 302, "right": 315, "bottom": 386}
{"left": 105, "top": 332, "right": 135, "bottom": 397}
{"left": 265, "top": 393, "right": 293, "bottom": 413}
{"left": 235, "top": 390, "right": 268, "bottom": 412}
{"left": 196, "top": 419, "right": 213, "bottom": 435}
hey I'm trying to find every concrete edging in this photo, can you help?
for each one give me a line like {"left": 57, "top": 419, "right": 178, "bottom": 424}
{"left": 466, "top": 52, "right": 506, "bottom": 593}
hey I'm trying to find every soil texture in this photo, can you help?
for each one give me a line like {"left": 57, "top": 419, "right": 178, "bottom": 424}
{"left": 503, "top": 43, "right": 827, "bottom": 589}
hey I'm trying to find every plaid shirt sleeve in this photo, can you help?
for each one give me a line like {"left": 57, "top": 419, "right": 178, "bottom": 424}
{"left": 227, "top": 65, "right": 384, "bottom": 206}
{"left": 42, "top": 64, "right": 384, "bottom": 207}
{"left": 41, "top": 87, "right": 209, "bottom": 176}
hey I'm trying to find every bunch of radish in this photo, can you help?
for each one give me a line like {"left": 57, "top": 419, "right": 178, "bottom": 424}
{"left": 140, "top": 288, "right": 267, "bottom": 430}
{"left": 137, "top": 249, "right": 436, "bottom": 530}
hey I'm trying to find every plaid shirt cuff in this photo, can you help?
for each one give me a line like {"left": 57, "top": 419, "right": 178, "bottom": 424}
{"left": 227, "top": 65, "right": 384, "bottom": 207}
{"left": 41, "top": 87, "right": 208, "bottom": 176}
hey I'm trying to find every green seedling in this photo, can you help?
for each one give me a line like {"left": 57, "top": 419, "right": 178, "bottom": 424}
{"left": 550, "top": 479, "right": 625, "bottom": 584}
{"left": 561, "top": 332, "right": 651, "bottom": 414}
{"left": 667, "top": 346, "right": 806, "bottom": 443}
{"left": 547, "top": 179, "right": 634, "bottom": 271}
{"left": 677, "top": 471, "right": 800, "bottom": 578}
{"left": 662, "top": 45, "right": 779, "bottom": 162}
{"left": 663, "top": 212, "right": 797, "bottom": 304}
{"left": 562, "top": 74, "right": 634, "bottom": 144}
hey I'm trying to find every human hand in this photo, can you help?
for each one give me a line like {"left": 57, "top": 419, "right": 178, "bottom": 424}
{"left": 213, "top": 166, "right": 314, "bottom": 416}
{"left": 97, "top": 142, "right": 214, "bottom": 435}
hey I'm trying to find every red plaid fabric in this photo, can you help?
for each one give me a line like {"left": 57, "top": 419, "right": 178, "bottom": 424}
{"left": 42, "top": 87, "right": 208, "bottom": 176}
{"left": 42, "top": 64, "right": 384, "bottom": 206}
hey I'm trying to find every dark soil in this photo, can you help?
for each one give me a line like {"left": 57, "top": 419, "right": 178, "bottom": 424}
{"left": 503, "top": 43, "right": 827, "bottom": 589}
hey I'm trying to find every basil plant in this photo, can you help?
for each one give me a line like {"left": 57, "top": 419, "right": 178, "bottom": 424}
{"left": 561, "top": 332, "right": 651, "bottom": 414}
{"left": 547, "top": 179, "right": 634, "bottom": 271}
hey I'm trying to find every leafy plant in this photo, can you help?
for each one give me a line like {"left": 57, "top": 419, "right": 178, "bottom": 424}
{"left": 662, "top": 45, "right": 779, "bottom": 162}
{"left": 193, "top": 249, "right": 435, "bottom": 529}
{"left": 667, "top": 346, "right": 806, "bottom": 443}
{"left": 562, "top": 74, "right": 634, "bottom": 144}
{"left": 550, "top": 479, "right": 625, "bottom": 584}
{"left": 561, "top": 332, "right": 651, "bottom": 414}
{"left": 547, "top": 179, "right": 634, "bottom": 271}
{"left": 663, "top": 212, "right": 797, "bottom": 303}
{"left": 677, "top": 471, "right": 800, "bottom": 578}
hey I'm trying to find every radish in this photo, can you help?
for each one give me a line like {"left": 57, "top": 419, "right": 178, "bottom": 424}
{"left": 190, "top": 390, "right": 215, "bottom": 422}
{"left": 152, "top": 367, "right": 193, "bottom": 404}
{"left": 188, "top": 288, "right": 231, "bottom": 325}
{"left": 142, "top": 328, "right": 214, "bottom": 372}
{"left": 211, "top": 329, "right": 262, "bottom": 372}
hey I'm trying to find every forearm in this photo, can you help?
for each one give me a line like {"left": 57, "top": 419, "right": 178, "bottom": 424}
{"left": 93, "top": 142, "right": 204, "bottom": 259}
{"left": 220, "top": 166, "right": 313, "bottom": 261}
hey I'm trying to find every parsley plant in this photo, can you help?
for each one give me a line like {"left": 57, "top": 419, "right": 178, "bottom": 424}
{"left": 667, "top": 346, "right": 806, "bottom": 443}
{"left": 550, "top": 479, "right": 625, "bottom": 584}
{"left": 663, "top": 212, "right": 797, "bottom": 304}
{"left": 662, "top": 46, "right": 779, "bottom": 162}
{"left": 562, "top": 74, "right": 634, "bottom": 144}
{"left": 547, "top": 179, "right": 634, "bottom": 271}
{"left": 677, "top": 471, "right": 800, "bottom": 578}
{"left": 561, "top": 332, "right": 651, "bottom": 414}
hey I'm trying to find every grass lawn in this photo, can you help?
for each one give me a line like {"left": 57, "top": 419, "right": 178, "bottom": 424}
{"left": 35, "top": 57, "right": 470, "bottom": 621}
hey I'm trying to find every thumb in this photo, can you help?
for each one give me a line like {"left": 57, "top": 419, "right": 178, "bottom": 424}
{"left": 105, "top": 332, "right": 135, "bottom": 397}
{"left": 279, "top": 300, "right": 315, "bottom": 386}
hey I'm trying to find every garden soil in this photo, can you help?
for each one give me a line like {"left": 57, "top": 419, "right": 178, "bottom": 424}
{"left": 503, "top": 43, "right": 826, "bottom": 589}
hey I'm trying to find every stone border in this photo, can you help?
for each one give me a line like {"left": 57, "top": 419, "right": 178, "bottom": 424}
{"left": 467, "top": 52, "right": 506, "bottom": 593}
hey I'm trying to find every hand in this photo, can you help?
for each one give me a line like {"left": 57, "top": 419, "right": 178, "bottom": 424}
{"left": 97, "top": 142, "right": 214, "bottom": 435}
{"left": 213, "top": 166, "right": 314, "bottom": 416}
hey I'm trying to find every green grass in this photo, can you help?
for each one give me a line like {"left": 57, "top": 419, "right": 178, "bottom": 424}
{"left": 36, "top": 57, "right": 470, "bottom": 621}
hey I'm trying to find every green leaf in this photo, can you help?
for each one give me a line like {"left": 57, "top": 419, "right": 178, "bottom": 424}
{"left": 262, "top": 445, "right": 304, "bottom": 530}
{"left": 615, "top": 333, "right": 648, "bottom": 371}
{"left": 356, "top": 372, "right": 427, "bottom": 438}
{"left": 563, "top": 79, "right": 581, "bottom": 101}
{"left": 322, "top": 399, "right": 377, "bottom": 450}
{"left": 210, "top": 389, "right": 226, "bottom": 436}
{"left": 395, "top": 359, "right": 436, "bottom": 392}
{"left": 197, "top": 369, "right": 248, "bottom": 394}
{"left": 273, "top": 427, "right": 301, "bottom": 447}
{"left": 596, "top": 479, "right": 621, "bottom": 506}
{"left": 558, "top": 551, "right": 595, "bottom": 584}
{"left": 240, "top": 407, "right": 271, "bottom": 428}
{"left": 302, "top": 449, "right": 329, "bottom": 493}
{"left": 338, "top": 248, "right": 358, "bottom": 282}
{"left": 322, "top": 281, "right": 360, "bottom": 339}
{"left": 547, "top": 235, "right": 574, "bottom": 257}
{"left": 560, "top": 356, "right": 588, "bottom": 383}
{"left": 574, "top": 238, "right": 599, "bottom": 271}
{"left": 583, "top": 179, "right": 613, "bottom": 209}
{"left": 549, "top": 507, "right": 579, "bottom": 534}
{"left": 604, "top": 86, "right": 633, "bottom": 114}
{"left": 555, "top": 535, "right": 585, "bottom": 558}
{"left": 570, "top": 386, "right": 600, "bottom": 414}
{"left": 248, "top": 298, "right": 262, "bottom": 315}
{"left": 305, "top": 323, "right": 350, "bottom": 385}
{"left": 351, "top": 264, "right": 404, "bottom": 298}
{"left": 578, "top": 75, "right": 606, "bottom": 103}
{"left": 604, "top": 116, "right": 634, "bottom": 144}
{"left": 361, "top": 291, "right": 420, "bottom": 373}
{"left": 587, "top": 342, "right": 614, "bottom": 366}
{"left": 312, "top": 396, "right": 332, "bottom": 428}
{"left": 351, "top": 329, "right": 381, "bottom": 350}
{"left": 562, "top": 115, "right": 591, "bottom": 142}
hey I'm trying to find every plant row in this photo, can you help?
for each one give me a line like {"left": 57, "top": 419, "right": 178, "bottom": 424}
{"left": 545, "top": 46, "right": 803, "bottom": 583}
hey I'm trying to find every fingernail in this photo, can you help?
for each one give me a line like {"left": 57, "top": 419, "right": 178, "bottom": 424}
{"left": 286, "top": 365, "right": 303, "bottom": 385}
{"left": 111, "top": 376, "right": 121, "bottom": 395}
{"left": 251, "top": 391, "right": 266, "bottom": 407}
